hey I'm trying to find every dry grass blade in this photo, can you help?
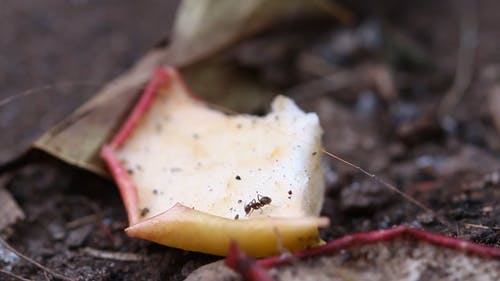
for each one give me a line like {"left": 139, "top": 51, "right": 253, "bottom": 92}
{"left": 0, "top": 82, "right": 101, "bottom": 109}
{"left": 65, "top": 214, "right": 99, "bottom": 229}
{"left": 0, "top": 269, "right": 32, "bottom": 281}
{"left": 464, "top": 223, "right": 500, "bottom": 231}
{"left": 321, "top": 149, "right": 455, "bottom": 230}
{"left": 439, "top": 0, "right": 478, "bottom": 116}
{"left": 311, "top": 0, "right": 354, "bottom": 25}
{"left": 0, "top": 238, "right": 74, "bottom": 281}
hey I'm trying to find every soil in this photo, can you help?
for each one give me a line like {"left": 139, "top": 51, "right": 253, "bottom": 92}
{"left": 1, "top": 1, "right": 500, "bottom": 280}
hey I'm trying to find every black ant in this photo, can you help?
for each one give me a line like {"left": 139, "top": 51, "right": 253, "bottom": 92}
{"left": 244, "top": 194, "right": 272, "bottom": 215}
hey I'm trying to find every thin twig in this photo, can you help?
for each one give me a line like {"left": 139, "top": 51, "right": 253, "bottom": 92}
{"left": 0, "top": 238, "right": 74, "bottom": 281}
{"left": 439, "top": 0, "right": 478, "bottom": 116}
{"left": 65, "top": 214, "right": 99, "bottom": 229}
{"left": 311, "top": 0, "right": 355, "bottom": 25}
{"left": 0, "top": 81, "right": 101, "bottom": 108}
{"left": 0, "top": 269, "right": 32, "bottom": 281}
{"left": 82, "top": 247, "right": 146, "bottom": 262}
{"left": 43, "top": 271, "right": 50, "bottom": 281}
{"left": 322, "top": 149, "right": 455, "bottom": 230}
{"left": 286, "top": 71, "right": 353, "bottom": 101}
{"left": 464, "top": 223, "right": 500, "bottom": 231}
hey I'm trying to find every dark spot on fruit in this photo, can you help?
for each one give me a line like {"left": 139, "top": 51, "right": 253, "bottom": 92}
{"left": 140, "top": 208, "right": 150, "bottom": 217}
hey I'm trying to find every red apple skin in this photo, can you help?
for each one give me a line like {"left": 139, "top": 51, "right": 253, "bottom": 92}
{"left": 102, "top": 67, "right": 195, "bottom": 225}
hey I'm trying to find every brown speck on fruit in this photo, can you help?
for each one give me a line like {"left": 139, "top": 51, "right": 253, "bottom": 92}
{"left": 140, "top": 208, "right": 149, "bottom": 217}
{"left": 153, "top": 189, "right": 158, "bottom": 195}
{"left": 155, "top": 123, "right": 163, "bottom": 133}
{"left": 192, "top": 133, "right": 200, "bottom": 139}
{"left": 236, "top": 123, "right": 242, "bottom": 129}
{"left": 126, "top": 169, "right": 134, "bottom": 175}
{"left": 237, "top": 200, "right": 242, "bottom": 204}
{"left": 170, "top": 167, "right": 182, "bottom": 173}
{"left": 288, "top": 190, "right": 292, "bottom": 195}
{"left": 235, "top": 175, "right": 241, "bottom": 180}
{"left": 135, "top": 165, "right": 143, "bottom": 171}
{"left": 234, "top": 214, "right": 239, "bottom": 220}
{"left": 274, "top": 116, "right": 279, "bottom": 121}
{"left": 312, "top": 152, "right": 317, "bottom": 156}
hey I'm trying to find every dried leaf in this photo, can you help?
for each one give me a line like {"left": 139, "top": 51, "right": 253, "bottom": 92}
{"left": 34, "top": 0, "right": 329, "bottom": 174}
{"left": 34, "top": 55, "right": 161, "bottom": 175}
{"left": 166, "top": 0, "right": 328, "bottom": 66}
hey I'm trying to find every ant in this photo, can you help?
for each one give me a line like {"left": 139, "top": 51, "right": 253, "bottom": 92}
{"left": 244, "top": 194, "right": 272, "bottom": 215}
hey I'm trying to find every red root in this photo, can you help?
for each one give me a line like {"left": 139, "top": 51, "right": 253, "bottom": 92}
{"left": 225, "top": 241, "right": 275, "bottom": 281}
{"left": 226, "top": 226, "right": 500, "bottom": 281}
{"left": 258, "top": 226, "right": 500, "bottom": 268}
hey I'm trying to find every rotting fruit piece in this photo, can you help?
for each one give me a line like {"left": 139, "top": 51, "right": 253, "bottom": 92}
{"left": 101, "top": 67, "right": 329, "bottom": 256}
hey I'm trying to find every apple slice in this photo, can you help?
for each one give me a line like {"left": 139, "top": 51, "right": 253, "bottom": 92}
{"left": 101, "top": 67, "right": 328, "bottom": 256}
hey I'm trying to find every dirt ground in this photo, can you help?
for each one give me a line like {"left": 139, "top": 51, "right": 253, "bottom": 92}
{"left": 1, "top": 1, "right": 500, "bottom": 280}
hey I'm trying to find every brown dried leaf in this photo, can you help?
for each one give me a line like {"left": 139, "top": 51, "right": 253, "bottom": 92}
{"left": 34, "top": 0, "right": 328, "bottom": 174}
{"left": 166, "top": 0, "right": 328, "bottom": 66}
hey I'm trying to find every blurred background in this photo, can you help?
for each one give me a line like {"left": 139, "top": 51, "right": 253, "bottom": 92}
{"left": 1, "top": 1, "right": 500, "bottom": 280}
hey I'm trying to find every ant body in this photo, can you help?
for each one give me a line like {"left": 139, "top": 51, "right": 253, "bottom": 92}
{"left": 244, "top": 194, "right": 272, "bottom": 215}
